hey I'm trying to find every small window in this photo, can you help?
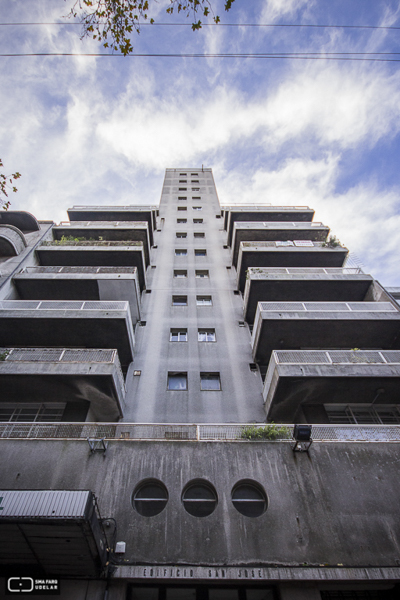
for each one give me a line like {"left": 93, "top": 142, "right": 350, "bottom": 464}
{"left": 179, "top": 187, "right": 187, "bottom": 191}
{"left": 193, "top": 206, "right": 202, "bottom": 211}
{"left": 170, "top": 328, "right": 188, "bottom": 342}
{"left": 179, "top": 180, "right": 187, "bottom": 183}
{"left": 192, "top": 187, "right": 200, "bottom": 192}
{"left": 177, "top": 206, "right": 187, "bottom": 211}
{"left": 182, "top": 480, "right": 218, "bottom": 518}
{"left": 196, "top": 295, "right": 212, "bottom": 305}
{"left": 176, "top": 232, "right": 187, "bottom": 238}
{"left": 177, "top": 218, "right": 187, "bottom": 224}
{"left": 231, "top": 481, "right": 268, "bottom": 518}
{"left": 192, "top": 196, "right": 201, "bottom": 200}
{"left": 200, "top": 372, "right": 221, "bottom": 391}
{"left": 191, "top": 180, "right": 200, "bottom": 183}
{"left": 191, "top": 173, "right": 198, "bottom": 176}
{"left": 175, "top": 249, "right": 187, "bottom": 256}
{"left": 194, "top": 249, "right": 207, "bottom": 256}
{"left": 132, "top": 480, "right": 168, "bottom": 517}
{"left": 168, "top": 372, "right": 188, "bottom": 390}
{"left": 195, "top": 270, "right": 209, "bottom": 278}
{"left": 194, "top": 232, "right": 205, "bottom": 238}
{"left": 198, "top": 329, "right": 216, "bottom": 342}
{"left": 179, "top": 173, "right": 187, "bottom": 176}
{"left": 193, "top": 218, "right": 203, "bottom": 224}
{"left": 178, "top": 196, "right": 187, "bottom": 201}
{"left": 172, "top": 295, "right": 187, "bottom": 306}
{"left": 174, "top": 270, "right": 187, "bottom": 278}
{"left": 233, "top": 290, "right": 240, "bottom": 295}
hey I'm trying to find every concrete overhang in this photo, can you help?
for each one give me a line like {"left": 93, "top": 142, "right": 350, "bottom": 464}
{"left": 243, "top": 268, "right": 373, "bottom": 323}
{"left": 0, "top": 348, "right": 125, "bottom": 421}
{"left": 237, "top": 241, "right": 349, "bottom": 291}
{"left": 13, "top": 266, "right": 141, "bottom": 324}
{"left": 263, "top": 349, "right": 400, "bottom": 423}
{"left": 36, "top": 242, "right": 146, "bottom": 290}
{"left": 0, "top": 224, "right": 27, "bottom": 256}
{"left": 231, "top": 222, "right": 330, "bottom": 267}
{"left": 223, "top": 206, "right": 314, "bottom": 245}
{"left": 252, "top": 301, "right": 400, "bottom": 366}
{"left": 0, "top": 300, "right": 134, "bottom": 371}
{"left": 0, "top": 211, "right": 40, "bottom": 233}
{"left": 53, "top": 221, "right": 151, "bottom": 265}
{"left": 67, "top": 205, "right": 158, "bottom": 245}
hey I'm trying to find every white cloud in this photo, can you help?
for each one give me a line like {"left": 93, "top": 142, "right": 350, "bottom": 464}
{"left": 259, "top": 0, "right": 313, "bottom": 23}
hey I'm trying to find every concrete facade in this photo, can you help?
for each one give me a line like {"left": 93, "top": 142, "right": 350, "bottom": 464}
{"left": 1, "top": 173, "right": 400, "bottom": 600}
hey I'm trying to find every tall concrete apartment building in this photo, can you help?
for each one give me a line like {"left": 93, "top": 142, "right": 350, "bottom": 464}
{"left": 1, "top": 168, "right": 400, "bottom": 599}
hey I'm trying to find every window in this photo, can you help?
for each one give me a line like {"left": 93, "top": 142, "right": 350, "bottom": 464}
{"left": 191, "top": 180, "right": 200, "bottom": 183}
{"left": 192, "top": 196, "right": 201, "bottom": 200}
{"left": 173, "top": 270, "right": 187, "bottom": 278}
{"left": 195, "top": 270, "right": 209, "bottom": 278}
{"left": 200, "top": 372, "right": 221, "bottom": 391}
{"left": 193, "top": 206, "right": 202, "bottom": 211}
{"left": 231, "top": 481, "right": 268, "bottom": 518}
{"left": 179, "top": 187, "right": 187, "bottom": 191}
{"left": 177, "top": 206, "right": 187, "bottom": 211}
{"left": 196, "top": 295, "right": 212, "bottom": 305}
{"left": 192, "top": 187, "right": 200, "bottom": 192}
{"left": 176, "top": 232, "right": 187, "bottom": 238}
{"left": 325, "top": 404, "right": 400, "bottom": 424}
{"left": 170, "top": 328, "right": 188, "bottom": 342}
{"left": 175, "top": 249, "right": 187, "bottom": 256}
{"left": 177, "top": 218, "right": 187, "bottom": 224}
{"left": 179, "top": 172, "right": 187, "bottom": 176}
{"left": 194, "top": 232, "right": 205, "bottom": 238}
{"left": 167, "top": 372, "right": 188, "bottom": 390}
{"left": 198, "top": 329, "right": 216, "bottom": 342}
{"left": 182, "top": 480, "right": 218, "bottom": 518}
{"left": 132, "top": 480, "right": 168, "bottom": 517}
{"left": 179, "top": 180, "right": 187, "bottom": 183}
{"left": 178, "top": 196, "right": 187, "bottom": 201}
{"left": 193, "top": 218, "right": 203, "bottom": 224}
{"left": 191, "top": 173, "right": 198, "bottom": 176}
{"left": 172, "top": 295, "right": 187, "bottom": 306}
{"left": 194, "top": 249, "right": 207, "bottom": 256}
{"left": 0, "top": 403, "right": 66, "bottom": 422}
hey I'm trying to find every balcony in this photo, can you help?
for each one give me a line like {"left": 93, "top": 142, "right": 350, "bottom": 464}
{"left": 0, "top": 210, "right": 40, "bottom": 233}
{"left": 263, "top": 349, "right": 400, "bottom": 423}
{"left": 0, "top": 347, "right": 125, "bottom": 421}
{"left": 67, "top": 205, "right": 158, "bottom": 245}
{"left": 231, "top": 222, "right": 330, "bottom": 267}
{"left": 53, "top": 220, "right": 151, "bottom": 265}
{"left": 222, "top": 205, "right": 314, "bottom": 245}
{"left": 0, "top": 224, "right": 27, "bottom": 256}
{"left": 0, "top": 300, "right": 134, "bottom": 371}
{"left": 36, "top": 240, "right": 146, "bottom": 290}
{"left": 243, "top": 267, "right": 373, "bottom": 323}
{"left": 236, "top": 241, "right": 349, "bottom": 291}
{"left": 13, "top": 266, "right": 141, "bottom": 324}
{"left": 252, "top": 301, "right": 400, "bottom": 367}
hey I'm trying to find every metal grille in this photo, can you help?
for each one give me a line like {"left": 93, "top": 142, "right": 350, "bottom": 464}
{"left": 259, "top": 301, "right": 396, "bottom": 312}
{"left": 329, "top": 351, "right": 385, "bottom": 364}
{"left": 4, "top": 349, "right": 64, "bottom": 362}
{"left": 0, "top": 300, "right": 128, "bottom": 311}
{"left": 381, "top": 350, "right": 400, "bottom": 363}
{"left": 275, "top": 351, "right": 331, "bottom": 364}
{"left": 272, "top": 350, "right": 400, "bottom": 365}
{"left": 347, "top": 302, "right": 396, "bottom": 311}
{"left": 260, "top": 302, "right": 305, "bottom": 311}
{"left": 81, "top": 301, "right": 127, "bottom": 310}
{"left": 62, "top": 349, "right": 116, "bottom": 362}
{"left": 39, "top": 301, "right": 84, "bottom": 310}
{"left": 1, "top": 347, "right": 120, "bottom": 365}
{"left": 249, "top": 267, "right": 363, "bottom": 276}
{"left": 303, "top": 302, "right": 351, "bottom": 311}
{"left": 0, "top": 300, "right": 40, "bottom": 309}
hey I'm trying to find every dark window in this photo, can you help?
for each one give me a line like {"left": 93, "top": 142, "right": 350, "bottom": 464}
{"left": 172, "top": 295, "right": 187, "bottom": 306}
{"left": 175, "top": 249, "right": 187, "bottom": 256}
{"left": 195, "top": 270, "right": 209, "bottom": 278}
{"left": 182, "top": 480, "right": 218, "bottom": 517}
{"left": 132, "top": 480, "right": 168, "bottom": 517}
{"left": 193, "top": 218, "right": 203, "bottom": 224}
{"left": 231, "top": 481, "right": 267, "bottom": 518}
{"left": 200, "top": 372, "right": 221, "bottom": 391}
{"left": 194, "top": 232, "right": 205, "bottom": 238}
{"left": 196, "top": 295, "right": 212, "bottom": 305}
{"left": 177, "top": 206, "right": 187, "bottom": 211}
{"left": 173, "top": 270, "right": 187, "bottom": 278}
{"left": 176, "top": 232, "right": 187, "bottom": 238}
{"left": 167, "top": 372, "right": 188, "bottom": 390}
{"left": 195, "top": 249, "right": 207, "bottom": 256}
{"left": 177, "top": 218, "right": 187, "bottom": 224}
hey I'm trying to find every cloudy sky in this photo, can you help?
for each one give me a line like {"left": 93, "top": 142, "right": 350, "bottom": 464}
{"left": 1, "top": 0, "right": 400, "bottom": 285}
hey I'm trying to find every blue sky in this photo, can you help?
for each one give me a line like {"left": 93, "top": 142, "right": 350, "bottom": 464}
{"left": 1, "top": 0, "right": 400, "bottom": 285}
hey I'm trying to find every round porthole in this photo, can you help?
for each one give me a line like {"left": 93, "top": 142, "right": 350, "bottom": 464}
{"left": 132, "top": 480, "right": 168, "bottom": 517}
{"left": 231, "top": 480, "right": 268, "bottom": 518}
{"left": 182, "top": 480, "right": 218, "bottom": 518}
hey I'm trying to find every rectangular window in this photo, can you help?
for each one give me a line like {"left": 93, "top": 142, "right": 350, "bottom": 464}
{"left": 174, "top": 270, "right": 187, "bottom": 278}
{"left": 325, "top": 404, "right": 400, "bottom": 424}
{"left": 200, "top": 372, "right": 221, "bottom": 391}
{"left": 191, "top": 173, "right": 198, "bottom": 176}
{"left": 168, "top": 372, "right": 188, "bottom": 390}
{"left": 193, "top": 218, "right": 203, "bottom": 224}
{"left": 191, "top": 180, "right": 200, "bottom": 183}
{"left": 179, "top": 180, "right": 187, "bottom": 183}
{"left": 177, "top": 218, "right": 187, "bottom": 224}
{"left": 0, "top": 403, "right": 66, "bottom": 422}
{"left": 194, "top": 232, "right": 205, "bottom": 238}
{"left": 192, "top": 197, "right": 201, "bottom": 200}
{"left": 175, "top": 249, "right": 187, "bottom": 256}
{"left": 178, "top": 196, "right": 187, "bottom": 201}
{"left": 170, "top": 329, "right": 188, "bottom": 342}
{"left": 192, "top": 187, "right": 200, "bottom": 192}
{"left": 193, "top": 206, "right": 202, "bottom": 211}
{"left": 179, "top": 187, "right": 187, "bottom": 191}
{"left": 176, "top": 232, "right": 187, "bottom": 238}
{"left": 179, "top": 173, "right": 187, "bottom": 176}
{"left": 194, "top": 249, "right": 207, "bottom": 256}
{"left": 195, "top": 270, "right": 209, "bottom": 278}
{"left": 196, "top": 295, "right": 212, "bottom": 305}
{"left": 177, "top": 206, "right": 187, "bottom": 211}
{"left": 172, "top": 295, "right": 187, "bottom": 306}
{"left": 198, "top": 329, "right": 216, "bottom": 342}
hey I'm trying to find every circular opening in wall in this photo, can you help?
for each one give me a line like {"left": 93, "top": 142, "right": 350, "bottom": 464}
{"left": 132, "top": 480, "right": 168, "bottom": 517}
{"left": 231, "top": 480, "right": 268, "bottom": 518}
{"left": 182, "top": 479, "right": 218, "bottom": 518}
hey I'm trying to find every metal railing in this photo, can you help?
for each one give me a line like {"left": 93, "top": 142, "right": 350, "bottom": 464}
{"left": 248, "top": 267, "right": 363, "bottom": 276}
{"left": 0, "top": 422, "right": 399, "bottom": 442}
{"left": 237, "top": 221, "right": 324, "bottom": 228}
{"left": 0, "top": 300, "right": 129, "bottom": 310}
{"left": 259, "top": 301, "right": 397, "bottom": 312}
{"left": 274, "top": 349, "right": 400, "bottom": 365}
{"left": 21, "top": 266, "right": 137, "bottom": 274}
{"left": 56, "top": 221, "right": 147, "bottom": 227}
{"left": 40, "top": 240, "right": 142, "bottom": 247}
{"left": 69, "top": 205, "right": 158, "bottom": 210}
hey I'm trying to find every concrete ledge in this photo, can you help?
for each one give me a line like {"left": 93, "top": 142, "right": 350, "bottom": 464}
{"left": 0, "top": 210, "right": 40, "bottom": 232}
{"left": 0, "top": 224, "right": 27, "bottom": 256}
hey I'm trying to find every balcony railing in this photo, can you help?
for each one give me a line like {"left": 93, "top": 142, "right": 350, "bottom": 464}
{"left": 41, "top": 240, "right": 142, "bottom": 247}
{"left": 248, "top": 267, "right": 363, "bottom": 276}
{"left": 1, "top": 422, "right": 399, "bottom": 442}
{"left": 273, "top": 349, "right": 400, "bottom": 365}
{"left": 20, "top": 266, "right": 138, "bottom": 274}
{"left": 57, "top": 220, "right": 147, "bottom": 227}
{"left": 0, "top": 300, "right": 128, "bottom": 311}
{"left": 258, "top": 301, "right": 397, "bottom": 312}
